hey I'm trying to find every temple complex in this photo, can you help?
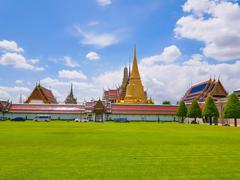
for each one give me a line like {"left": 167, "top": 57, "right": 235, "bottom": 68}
{"left": 65, "top": 84, "right": 77, "bottom": 104}
{"left": 25, "top": 83, "right": 57, "bottom": 104}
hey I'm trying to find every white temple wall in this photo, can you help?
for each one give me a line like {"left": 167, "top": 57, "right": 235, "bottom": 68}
{"left": 4, "top": 112, "right": 177, "bottom": 122}
{"left": 5, "top": 113, "right": 83, "bottom": 120}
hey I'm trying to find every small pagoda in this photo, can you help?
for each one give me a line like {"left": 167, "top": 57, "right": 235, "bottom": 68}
{"left": 64, "top": 84, "right": 77, "bottom": 104}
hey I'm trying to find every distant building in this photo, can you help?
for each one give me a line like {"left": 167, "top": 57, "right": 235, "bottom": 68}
{"left": 182, "top": 78, "right": 231, "bottom": 124}
{"left": 93, "top": 99, "right": 106, "bottom": 122}
{"left": 25, "top": 83, "right": 57, "bottom": 104}
{"left": 64, "top": 84, "right": 77, "bottom": 104}
{"left": 103, "top": 89, "right": 119, "bottom": 103}
{"left": 234, "top": 89, "right": 240, "bottom": 97}
{"left": 183, "top": 78, "right": 228, "bottom": 104}
{"left": 0, "top": 100, "right": 11, "bottom": 118}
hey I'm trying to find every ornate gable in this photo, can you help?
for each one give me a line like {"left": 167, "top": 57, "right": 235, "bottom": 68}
{"left": 25, "top": 84, "right": 57, "bottom": 104}
{"left": 210, "top": 80, "right": 228, "bottom": 98}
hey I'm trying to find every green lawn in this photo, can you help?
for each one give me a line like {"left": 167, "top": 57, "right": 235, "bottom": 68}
{"left": 0, "top": 121, "right": 240, "bottom": 179}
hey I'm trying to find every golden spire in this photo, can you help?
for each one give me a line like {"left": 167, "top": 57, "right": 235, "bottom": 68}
{"left": 131, "top": 46, "right": 141, "bottom": 79}
{"left": 123, "top": 46, "right": 146, "bottom": 104}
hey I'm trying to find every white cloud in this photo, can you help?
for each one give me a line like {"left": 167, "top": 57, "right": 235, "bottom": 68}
{"left": 30, "top": 59, "right": 39, "bottom": 64}
{"left": 92, "top": 68, "right": 123, "bottom": 89}
{"left": 15, "top": 80, "right": 23, "bottom": 84}
{"left": 41, "top": 77, "right": 99, "bottom": 102}
{"left": 63, "top": 56, "right": 80, "bottom": 67}
{"left": 183, "top": 0, "right": 214, "bottom": 16}
{"left": 175, "top": 0, "right": 240, "bottom": 61}
{"left": 74, "top": 25, "right": 118, "bottom": 48}
{"left": 0, "top": 52, "right": 44, "bottom": 71}
{"left": 183, "top": 54, "right": 204, "bottom": 66}
{"left": 35, "top": 67, "right": 45, "bottom": 71}
{"left": 141, "top": 45, "right": 181, "bottom": 65}
{"left": 58, "top": 70, "right": 87, "bottom": 80}
{"left": 96, "top": 0, "right": 112, "bottom": 7}
{"left": 49, "top": 56, "right": 80, "bottom": 68}
{"left": 161, "top": 45, "right": 182, "bottom": 62}
{"left": 86, "top": 51, "right": 100, "bottom": 61}
{"left": 0, "top": 86, "right": 31, "bottom": 102}
{"left": 0, "top": 40, "right": 44, "bottom": 71}
{"left": 0, "top": 40, "right": 24, "bottom": 53}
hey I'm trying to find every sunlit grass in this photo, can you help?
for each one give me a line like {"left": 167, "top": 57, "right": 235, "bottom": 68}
{"left": 0, "top": 121, "right": 239, "bottom": 179}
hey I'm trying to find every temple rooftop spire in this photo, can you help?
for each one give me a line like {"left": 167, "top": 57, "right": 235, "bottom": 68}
{"left": 65, "top": 83, "right": 77, "bottom": 104}
{"left": 131, "top": 45, "right": 141, "bottom": 79}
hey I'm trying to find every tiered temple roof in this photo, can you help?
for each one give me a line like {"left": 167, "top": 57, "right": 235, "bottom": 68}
{"left": 103, "top": 89, "right": 119, "bottom": 103}
{"left": 25, "top": 83, "right": 57, "bottom": 104}
{"left": 183, "top": 78, "right": 228, "bottom": 103}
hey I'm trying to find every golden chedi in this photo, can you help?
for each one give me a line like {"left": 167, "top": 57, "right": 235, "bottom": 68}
{"left": 122, "top": 47, "right": 153, "bottom": 104}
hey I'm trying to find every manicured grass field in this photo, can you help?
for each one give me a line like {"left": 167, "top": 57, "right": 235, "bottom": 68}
{"left": 0, "top": 121, "right": 240, "bottom": 179}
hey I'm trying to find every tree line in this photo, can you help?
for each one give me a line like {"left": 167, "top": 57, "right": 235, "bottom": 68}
{"left": 176, "top": 93, "right": 240, "bottom": 127}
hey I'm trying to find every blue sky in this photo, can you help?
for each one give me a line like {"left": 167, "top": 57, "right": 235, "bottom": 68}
{"left": 0, "top": 0, "right": 240, "bottom": 103}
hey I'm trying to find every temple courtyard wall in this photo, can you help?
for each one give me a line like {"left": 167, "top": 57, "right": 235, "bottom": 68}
{"left": 4, "top": 112, "right": 176, "bottom": 122}
{"left": 5, "top": 113, "right": 83, "bottom": 120}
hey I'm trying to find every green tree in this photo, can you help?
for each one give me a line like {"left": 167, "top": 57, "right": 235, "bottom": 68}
{"left": 162, "top": 101, "right": 171, "bottom": 105}
{"left": 176, "top": 100, "right": 188, "bottom": 123}
{"left": 224, "top": 93, "right": 240, "bottom": 127}
{"left": 202, "top": 96, "right": 219, "bottom": 125}
{"left": 188, "top": 99, "right": 202, "bottom": 124}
